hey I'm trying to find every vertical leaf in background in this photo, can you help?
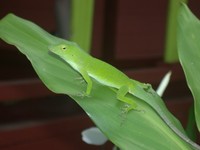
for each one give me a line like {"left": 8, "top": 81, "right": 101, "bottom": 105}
{"left": 70, "top": 0, "right": 94, "bottom": 52}
{"left": 164, "top": 0, "right": 188, "bottom": 63}
{"left": 178, "top": 3, "right": 200, "bottom": 131}
{"left": 186, "top": 105, "right": 197, "bottom": 141}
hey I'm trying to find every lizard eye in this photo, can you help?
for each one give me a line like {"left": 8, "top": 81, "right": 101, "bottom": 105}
{"left": 61, "top": 45, "right": 67, "bottom": 51}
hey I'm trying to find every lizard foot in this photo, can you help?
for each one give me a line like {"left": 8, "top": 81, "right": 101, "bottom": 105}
{"left": 75, "top": 92, "right": 91, "bottom": 98}
{"left": 74, "top": 77, "right": 85, "bottom": 84}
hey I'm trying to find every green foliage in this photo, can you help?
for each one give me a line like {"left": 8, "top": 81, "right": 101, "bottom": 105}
{"left": 0, "top": 13, "right": 196, "bottom": 150}
{"left": 164, "top": 0, "right": 188, "bottom": 63}
{"left": 177, "top": 3, "right": 200, "bottom": 132}
{"left": 70, "top": 0, "right": 94, "bottom": 52}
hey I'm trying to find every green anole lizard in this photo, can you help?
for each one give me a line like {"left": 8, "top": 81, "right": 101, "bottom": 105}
{"left": 49, "top": 42, "right": 200, "bottom": 150}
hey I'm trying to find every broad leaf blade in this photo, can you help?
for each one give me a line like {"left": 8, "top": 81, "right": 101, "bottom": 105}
{"left": 178, "top": 4, "right": 200, "bottom": 131}
{"left": 0, "top": 14, "right": 193, "bottom": 150}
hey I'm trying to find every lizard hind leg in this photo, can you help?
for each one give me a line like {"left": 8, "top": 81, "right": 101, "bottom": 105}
{"left": 117, "top": 85, "right": 137, "bottom": 114}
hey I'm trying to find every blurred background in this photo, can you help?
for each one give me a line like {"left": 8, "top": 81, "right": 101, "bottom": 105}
{"left": 0, "top": 0, "right": 200, "bottom": 149}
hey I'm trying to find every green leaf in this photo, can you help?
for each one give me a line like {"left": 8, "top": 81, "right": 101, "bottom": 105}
{"left": 0, "top": 14, "right": 195, "bottom": 150}
{"left": 177, "top": 3, "right": 200, "bottom": 131}
{"left": 70, "top": 0, "right": 94, "bottom": 52}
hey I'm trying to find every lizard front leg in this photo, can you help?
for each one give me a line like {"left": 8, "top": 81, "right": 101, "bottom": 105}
{"left": 78, "top": 69, "right": 92, "bottom": 96}
{"left": 117, "top": 85, "right": 137, "bottom": 113}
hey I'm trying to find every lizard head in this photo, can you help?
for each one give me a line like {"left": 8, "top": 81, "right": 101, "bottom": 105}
{"left": 48, "top": 42, "right": 79, "bottom": 58}
{"left": 48, "top": 42, "right": 88, "bottom": 66}
{"left": 49, "top": 43, "right": 70, "bottom": 56}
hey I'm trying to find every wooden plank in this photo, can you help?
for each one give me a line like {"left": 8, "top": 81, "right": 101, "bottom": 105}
{"left": 0, "top": 79, "right": 53, "bottom": 102}
{"left": 0, "top": 0, "right": 55, "bottom": 32}
{"left": 0, "top": 115, "right": 112, "bottom": 150}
